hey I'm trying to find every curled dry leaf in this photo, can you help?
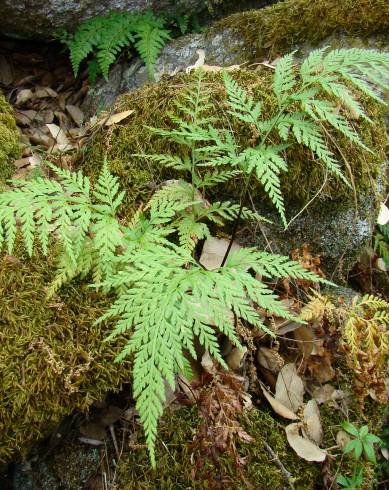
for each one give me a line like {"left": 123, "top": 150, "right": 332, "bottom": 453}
{"left": 199, "top": 236, "right": 241, "bottom": 271}
{"left": 257, "top": 347, "right": 284, "bottom": 374}
{"left": 285, "top": 423, "right": 327, "bottom": 462}
{"left": 201, "top": 351, "right": 218, "bottom": 375}
{"left": 225, "top": 346, "right": 247, "bottom": 370}
{"left": 260, "top": 384, "right": 299, "bottom": 420}
{"left": 336, "top": 430, "right": 351, "bottom": 450}
{"left": 303, "top": 399, "right": 322, "bottom": 444}
{"left": 103, "top": 110, "right": 134, "bottom": 126}
{"left": 35, "top": 87, "right": 58, "bottom": 98}
{"left": 275, "top": 363, "right": 304, "bottom": 413}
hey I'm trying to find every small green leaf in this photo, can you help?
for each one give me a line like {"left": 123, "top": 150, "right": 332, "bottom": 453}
{"left": 363, "top": 442, "right": 376, "bottom": 464}
{"left": 342, "top": 421, "right": 360, "bottom": 437}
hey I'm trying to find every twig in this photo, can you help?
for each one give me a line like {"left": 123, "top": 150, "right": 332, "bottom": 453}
{"left": 109, "top": 424, "right": 120, "bottom": 459}
{"left": 263, "top": 441, "right": 295, "bottom": 490}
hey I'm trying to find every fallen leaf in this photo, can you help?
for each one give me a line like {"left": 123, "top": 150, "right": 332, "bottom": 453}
{"left": 14, "top": 109, "right": 37, "bottom": 126}
{"left": 35, "top": 87, "right": 58, "bottom": 98}
{"left": 275, "top": 363, "right": 304, "bottom": 413}
{"left": 257, "top": 347, "right": 284, "bottom": 374}
{"left": 201, "top": 351, "right": 217, "bottom": 375}
{"left": 46, "top": 123, "right": 73, "bottom": 151}
{"left": 285, "top": 423, "right": 327, "bottom": 462}
{"left": 66, "top": 104, "right": 84, "bottom": 126}
{"left": 29, "top": 153, "right": 43, "bottom": 167}
{"left": 16, "top": 88, "right": 34, "bottom": 106}
{"left": 103, "top": 110, "right": 134, "bottom": 126}
{"left": 303, "top": 399, "right": 322, "bottom": 444}
{"left": 294, "top": 326, "right": 315, "bottom": 361}
{"left": 260, "top": 384, "right": 299, "bottom": 420}
{"left": 14, "top": 157, "right": 31, "bottom": 169}
{"left": 336, "top": 430, "right": 351, "bottom": 450}
{"left": 199, "top": 236, "right": 241, "bottom": 270}
{"left": 225, "top": 346, "right": 247, "bottom": 370}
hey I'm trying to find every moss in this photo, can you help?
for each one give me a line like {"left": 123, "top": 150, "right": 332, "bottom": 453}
{"left": 210, "top": 0, "right": 389, "bottom": 62}
{"left": 0, "top": 245, "right": 132, "bottom": 463}
{"left": 80, "top": 69, "right": 386, "bottom": 215}
{"left": 0, "top": 93, "right": 20, "bottom": 183}
{"left": 116, "top": 400, "right": 383, "bottom": 489}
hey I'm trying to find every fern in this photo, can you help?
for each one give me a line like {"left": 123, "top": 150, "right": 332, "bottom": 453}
{"left": 0, "top": 161, "right": 126, "bottom": 293}
{"left": 96, "top": 243, "right": 321, "bottom": 465}
{"left": 60, "top": 10, "right": 170, "bottom": 81}
{"left": 223, "top": 48, "right": 389, "bottom": 225}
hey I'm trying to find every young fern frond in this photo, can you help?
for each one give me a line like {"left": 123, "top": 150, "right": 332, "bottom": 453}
{"left": 273, "top": 52, "right": 297, "bottom": 105}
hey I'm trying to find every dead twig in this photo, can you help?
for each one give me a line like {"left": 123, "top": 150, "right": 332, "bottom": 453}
{"left": 263, "top": 441, "right": 295, "bottom": 490}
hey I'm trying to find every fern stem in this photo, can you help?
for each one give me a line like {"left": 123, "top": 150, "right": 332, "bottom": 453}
{"left": 221, "top": 105, "right": 287, "bottom": 266}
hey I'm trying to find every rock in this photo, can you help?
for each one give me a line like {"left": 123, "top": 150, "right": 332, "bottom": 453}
{"left": 83, "top": 0, "right": 389, "bottom": 114}
{"left": 0, "top": 0, "right": 203, "bottom": 39}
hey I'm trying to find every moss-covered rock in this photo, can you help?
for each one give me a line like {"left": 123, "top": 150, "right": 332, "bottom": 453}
{"left": 0, "top": 94, "right": 19, "bottom": 183}
{"left": 212, "top": 0, "right": 389, "bottom": 62}
{"left": 0, "top": 247, "right": 132, "bottom": 463}
{"left": 83, "top": 0, "right": 389, "bottom": 113}
{"left": 80, "top": 68, "right": 387, "bottom": 276}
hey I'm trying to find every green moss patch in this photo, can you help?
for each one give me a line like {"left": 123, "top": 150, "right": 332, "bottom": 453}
{"left": 0, "top": 94, "right": 20, "bottom": 183}
{"left": 211, "top": 0, "right": 389, "bottom": 62}
{"left": 80, "top": 69, "right": 386, "bottom": 215}
{"left": 0, "top": 246, "right": 132, "bottom": 463}
{"left": 115, "top": 403, "right": 380, "bottom": 489}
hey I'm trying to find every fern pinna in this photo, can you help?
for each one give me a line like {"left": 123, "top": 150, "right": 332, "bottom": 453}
{"left": 59, "top": 10, "right": 170, "bottom": 82}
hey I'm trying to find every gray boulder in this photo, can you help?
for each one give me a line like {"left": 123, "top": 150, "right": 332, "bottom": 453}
{"left": 0, "top": 0, "right": 206, "bottom": 39}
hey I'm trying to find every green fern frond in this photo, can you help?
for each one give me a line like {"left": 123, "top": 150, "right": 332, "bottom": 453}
{"left": 133, "top": 12, "right": 171, "bottom": 80}
{"left": 223, "top": 71, "right": 262, "bottom": 129}
{"left": 97, "top": 241, "right": 321, "bottom": 465}
{"left": 302, "top": 98, "right": 371, "bottom": 152}
{"left": 60, "top": 11, "right": 171, "bottom": 81}
{"left": 273, "top": 52, "right": 296, "bottom": 105}
{"left": 240, "top": 145, "right": 288, "bottom": 226}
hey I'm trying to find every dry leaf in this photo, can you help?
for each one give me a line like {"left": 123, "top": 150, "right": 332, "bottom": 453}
{"left": 103, "top": 110, "right": 134, "bottom": 126}
{"left": 303, "top": 399, "right": 322, "bottom": 444}
{"left": 294, "top": 326, "right": 315, "bottom": 360}
{"left": 225, "top": 346, "right": 247, "bottom": 370}
{"left": 257, "top": 347, "right": 284, "bottom": 374}
{"left": 336, "top": 430, "right": 351, "bottom": 450}
{"left": 66, "top": 104, "right": 84, "bottom": 126}
{"left": 275, "top": 363, "right": 304, "bottom": 413}
{"left": 29, "top": 153, "right": 43, "bottom": 167}
{"left": 16, "top": 88, "right": 34, "bottom": 106}
{"left": 46, "top": 123, "right": 69, "bottom": 145}
{"left": 201, "top": 351, "right": 217, "bottom": 375}
{"left": 35, "top": 87, "right": 58, "bottom": 98}
{"left": 260, "top": 384, "right": 299, "bottom": 420}
{"left": 285, "top": 423, "right": 326, "bottom": 462}
{"left": 199, "top": 236, "right": 241, "bottom": 271}
{"left": 14, "top": 109, "right": 38, "bottom": 126}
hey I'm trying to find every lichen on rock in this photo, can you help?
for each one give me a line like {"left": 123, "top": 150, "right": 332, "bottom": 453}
{"left": 0, "top": 94, "right": 20, "bottom": 184}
